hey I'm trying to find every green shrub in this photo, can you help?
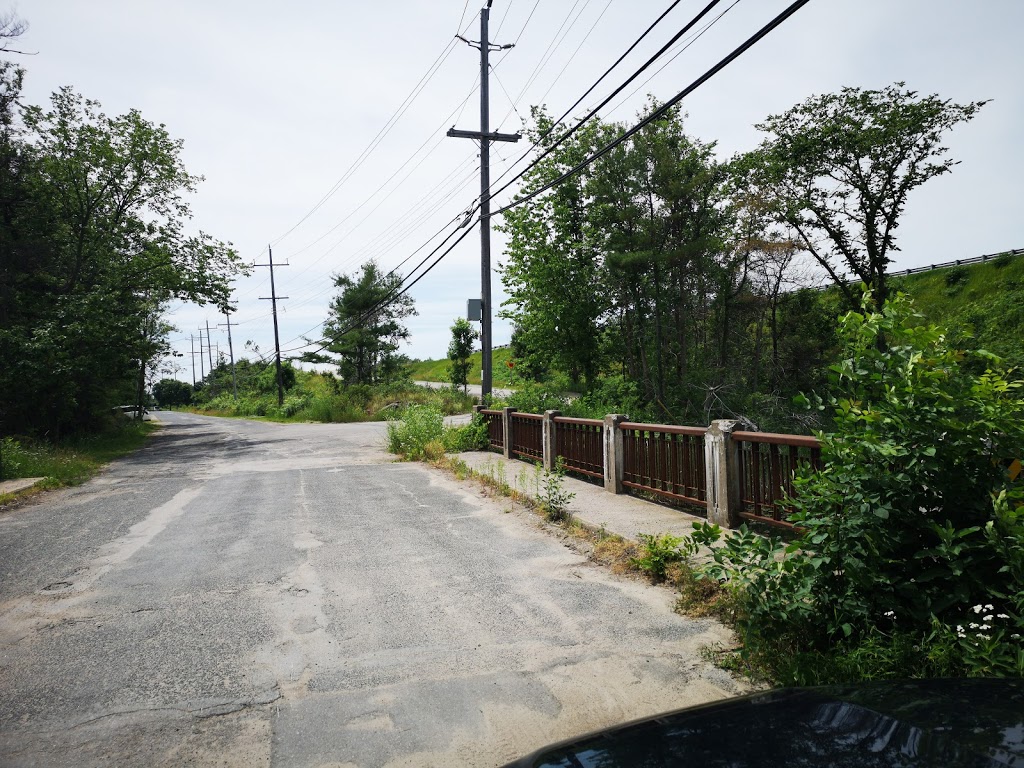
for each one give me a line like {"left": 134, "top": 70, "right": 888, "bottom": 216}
{"left": 944, "top": 264, "right": 969, "bottom": 287}
{"left": 422, "top": 439, "right": 446, "bottom": 462}
{"left": 539, "top": 458, "right": 575, "bottom": 522}
{"left": 689, "top": 293, "right": 1024, "bottom": 683}
{"left": 386, "top": 404, "right": 444, "bottom": 460}
{"left": 502, "top": 383, "right": 570, "bottom": 414}
{"left": 631, "top": 532, "right": 697, "bottom": 582}
{"left": 441, "top": 414, "right": 489, "bottom": 452}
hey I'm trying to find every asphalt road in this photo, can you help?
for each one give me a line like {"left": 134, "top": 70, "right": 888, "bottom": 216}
{"left": 0, "top": 412, "right": 741, "bottom": 767}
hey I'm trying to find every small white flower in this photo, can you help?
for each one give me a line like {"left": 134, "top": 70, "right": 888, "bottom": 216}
{"left": 884, "top": 610, "right": 895, "bottom": 618}
{"left": 969, "top": 623, "right": 980, "bottom": 629}
{"left": 978, "top": 634, "right": 991, "bottom": 640}
{"left": 972, "top": 605, "right": 984, "bottom": 614}
{"left": 1012, "top": 634, "right": 1021, "bottom": 640}
{"left": 986, "top": 604, "right": 994, "bottom": 611}
{"left": 983, "top": 615, "right": 994, "bottom": 622}
{"left": 997, "top": 614, "right": 1010, "bottom": 620}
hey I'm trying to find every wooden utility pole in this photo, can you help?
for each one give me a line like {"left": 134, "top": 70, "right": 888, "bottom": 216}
{"left": 219, "top": 311, "right": 239, "bottom": 400}
{"left": 189, "top": 334, "right": 198, "bottom": 388}
{"left": 448, "top": 1, "right": 520, "bottom": 402}
{"left": 205, "top": 319, "right": 216, "bottom": 395}
{"left": 256, "top": 246, "right": 289, "bottom": 407}
{"left": 197, "top": 327, "right": 206, "bottom": 383}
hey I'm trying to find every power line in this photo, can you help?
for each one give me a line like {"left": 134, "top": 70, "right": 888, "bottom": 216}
{"left": 603, "top": 0, "right": 743, "bottom": 119}
{"left": 487, "top": 0, "right": 727, "bottom": 205}
{"left": 268, "top": 17, "right": 469, "bottom": 248}
{"left": 492, "top": 0, "right": 812, "bottom": 219}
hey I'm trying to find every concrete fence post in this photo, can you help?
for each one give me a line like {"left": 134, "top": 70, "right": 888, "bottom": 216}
{"left": 704, "top": 419, "right": 741, "bottom": 528}
{"left": 501, "top": 407, "right": 516, "bottom": 460}
{"left": 542, "top": 410, "right": 560, "bottom": 471}
{"left": 603, "top": 414, "right": 626, "bottom": 494}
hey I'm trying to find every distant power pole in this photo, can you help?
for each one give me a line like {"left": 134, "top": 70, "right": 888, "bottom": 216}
{"left": 219, "top": 311, "right": 239, "bottom": 400}
{"left": 256, "top": 245, "right": 289, "bottom": 407}
{"left": 197, "top": 327, "right": 206, "bottom": 383}
{"left": 189, "top": 334, "right": 198, "bottom": 388}
{"left": 448, "top": 0, "right": 520, "bottom": 403}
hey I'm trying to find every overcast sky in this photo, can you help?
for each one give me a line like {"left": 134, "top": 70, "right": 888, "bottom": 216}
{"left": 15, "top": 0, "right": 1024, "bottom": 379}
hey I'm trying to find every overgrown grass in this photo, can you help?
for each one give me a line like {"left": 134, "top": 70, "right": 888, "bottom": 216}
{"left": 385, "top": 405, "right": 489, "bottom": 460}
{"left": 0, "top": 419, "right": 158, "bottom": 498}
{"left": 193, "top": 381, "right": 476, "bottom": 423}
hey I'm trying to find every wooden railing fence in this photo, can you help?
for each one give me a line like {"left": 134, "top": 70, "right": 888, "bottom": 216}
{"left": 473, "top": 407, "right": 819, "bottom": 531}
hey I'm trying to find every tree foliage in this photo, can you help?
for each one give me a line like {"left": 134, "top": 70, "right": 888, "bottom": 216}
{"left": 306, "top": 261, "right": 416, "bottom": 385}
{"left": 499, "top": 103, "right": 830, "bottom": 427}
{"left": 446, "top": 317, "right": 477, "bottom": 393}
{"left": 0, "top": 62, "right": 244, "bottom": 436}
{"left": 152, "top": 378, "right": 193, "bottom": 408}
{"left": 692, "top": 294, "right": 1024, "bottom": 682}
{"left": 749, "top": 83, "right": 986, "bottom": 309}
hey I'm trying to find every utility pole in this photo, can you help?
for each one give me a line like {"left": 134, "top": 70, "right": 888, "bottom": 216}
{"left": 197, "top": 327, "right": 205, "bottom": 383}
{"left": 256, "top": 246, "right": 289, "bottom": 407}
{"left": 448, "top": 1, "right": 520, "bottom": 402}
{"left": 189, "top": 334, "right": 197, "bottom": 388}
{"left": 219, "top": 311, "right": 239, "bottom": 400}
{"left": 205, "top": 320, "right": 215, "bottom": 376}
{"left": 203, "top": 319, "right": 217, "bottom": 396}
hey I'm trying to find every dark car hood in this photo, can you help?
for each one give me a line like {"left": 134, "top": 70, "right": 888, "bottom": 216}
{"left": 505, "top": 678, "right": 1024, "bottom": 768}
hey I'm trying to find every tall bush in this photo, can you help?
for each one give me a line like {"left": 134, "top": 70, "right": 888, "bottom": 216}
{"left": 692, "top": 293, "right": 1024, "bottom": 682}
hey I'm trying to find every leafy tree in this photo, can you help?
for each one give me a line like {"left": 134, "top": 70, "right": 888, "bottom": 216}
{"left": 305, "top": 261, "right": 416, "bottom": 385}
{"left": 693, "top": 293, "right": 1024, "bottom": 681}
{"left": 750, "top": 83, "right": 986, "bottom": 309}
{"left": 0, "top": 67, "right": 244, "bottom": 437}
{"left": 446, "top": 317, "right": 477, "bottom": 393}
{"left": 152, "top": 378, "right": 193, "bottom": 408}
{"left": 498, "top": 107, "right": 607, "bottom": 390}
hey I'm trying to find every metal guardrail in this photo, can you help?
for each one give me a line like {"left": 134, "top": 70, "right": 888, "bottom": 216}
{"left": 806, "top": 248, "right": 1022, "bottom": 292}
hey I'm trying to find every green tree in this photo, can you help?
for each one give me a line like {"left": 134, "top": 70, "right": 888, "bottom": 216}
{"left": 152, "top": 378, "right": 193, "bottom": 408}
{"left": 498, "top": 107, "right": 608, "bottom": 390}
{"left": 750, "top": 83, "right": 985, "bottom": 309}
{"left": 306, "top": 261, "right": 416, "bottom": 385}
{"left": 446, "top": 317, "right": 477, "bottom": 393}
{"left": 0, "top": 70, "right": 244, "bottom": 436}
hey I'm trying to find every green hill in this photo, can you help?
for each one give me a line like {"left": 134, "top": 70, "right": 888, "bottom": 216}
{"left": 406, "top": 346, "right": 515, "bottom": 385}
{"left": 892, "top": 250, "right": 1024, "bottom": 366}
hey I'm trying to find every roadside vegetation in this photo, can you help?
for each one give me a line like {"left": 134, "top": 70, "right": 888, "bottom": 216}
{"left": 0, "top": 419, "right": 158, "bottom": 498}
{"left": 182, "top": 368, "right": 475, "bottom": 424}
{"left": 636, "top": 296, "right": 1024, "bottom": 683}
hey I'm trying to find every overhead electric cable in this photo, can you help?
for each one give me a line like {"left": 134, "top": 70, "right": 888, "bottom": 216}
{"left": 491, "top": 0, "right": 812, "bottom": 218}
{"left": 487, "top": 0, "right": 725, "bottom": 201}
{"left": 604, "top": 0, "right": 742, "bottom": 118}
{"left": 269, "top": 30, "right": 463, "bottom": 247}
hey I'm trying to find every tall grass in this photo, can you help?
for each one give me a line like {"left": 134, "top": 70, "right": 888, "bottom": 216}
{"left": 192, "top": 382, "right": 477, "bottom": 423}
{"left": 1, "top": 420, "right": 158, "bottom": 489}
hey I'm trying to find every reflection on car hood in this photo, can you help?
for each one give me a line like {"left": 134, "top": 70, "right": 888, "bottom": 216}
{"left": 504, "top": 678, "right": 1024, "bottom": 768}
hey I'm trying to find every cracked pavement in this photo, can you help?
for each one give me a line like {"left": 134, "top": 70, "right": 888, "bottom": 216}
{"left": 0, "top": 412, "right": 743, "bottom": 766}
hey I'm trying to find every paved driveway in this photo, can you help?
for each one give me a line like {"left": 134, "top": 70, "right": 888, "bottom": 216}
{"left": 0, "top": 412, "right": 740, "bottom": 766}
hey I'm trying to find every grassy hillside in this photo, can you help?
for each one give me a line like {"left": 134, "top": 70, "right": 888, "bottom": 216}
{"left": 406, "top": 346, "right": 515, "bottom": 385}
{"left": 892, "top": 251, "right": 1024, "bottom": 366}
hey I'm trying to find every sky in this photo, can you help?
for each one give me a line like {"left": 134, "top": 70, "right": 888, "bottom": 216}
{"left": 13, "top": 0, "right": 1024, "bottom": 380}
